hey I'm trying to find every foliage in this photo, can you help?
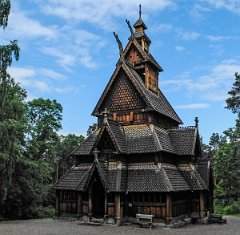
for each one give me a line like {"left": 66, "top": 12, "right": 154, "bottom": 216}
{"left": 0, "top": 0, "right": 11, "bottom": 28}
{"left": 211, "top": 72, "right": 240, "bottom": 215}
{"left": 3, "top": 157, "right": 53, "bottom": 218}
{"left": 226, "top": 72, "right": 240, "bottom": 115}
{"left": 0, "top": 0, "right": 26, "bottom": 216}
{"left": 26, "top": 98, "right": 63, "bottom": 162}
{"left": 214, "top": 199, "right": 240, "bottom": 215}
{"left": 56, "top": 134, "right": 85, "bottom": 181}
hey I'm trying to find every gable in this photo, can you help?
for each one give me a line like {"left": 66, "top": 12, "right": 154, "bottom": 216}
{"left": 125, "top": 44, "right": 144, "bottom": 65}
{"left": 99, "top": 69, "right": 146, "bottom": 113}
{"left": 97, "top": 129, "right": 116, "bottom": 151}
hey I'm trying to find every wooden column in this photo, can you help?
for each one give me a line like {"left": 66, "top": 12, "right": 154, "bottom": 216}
{"left": 200, "top": 191, "right": 205, "bottom": 218}
{"left": 166, "top": 193, "right": 172, "bottom": 223}
{"left": 88, "top": 188, "right": 93, "bottom": 217}
{"left": 115, "top": 193, "right": 121, "bottom": 224}
{"left": 77, "top": 192, "right": 83, "bottom": 215}
{"left": 55, "top": 190, "right": 60, "bottom": 217}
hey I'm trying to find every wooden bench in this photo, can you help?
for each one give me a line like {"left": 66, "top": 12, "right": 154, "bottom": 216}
{"left": 136, "top": 214, "right": 154, "bottom": 228}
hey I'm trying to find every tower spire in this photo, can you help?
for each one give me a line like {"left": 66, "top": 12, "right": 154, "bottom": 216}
{"left": 139, "top": 4, "right": 142, "bottom": 19}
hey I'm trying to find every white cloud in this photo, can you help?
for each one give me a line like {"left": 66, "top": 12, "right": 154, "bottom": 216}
{"left": 177, "top": 29, "right": 200, "bottom": 40}
{"left": 8, "top": 67, "right": 77, "bottom": 94}
{"left": 175, "top": 103, "right": 210, "bottom": 109}
{"left": 40, "top": 68, "right": 65, "bottom": 80}
{"left": 161, "top": 60, "right": 240, "bottom": 102}
{"left": 207, "top": 0, "right": 240, "bottom": 14}
{"left": 42, "top": 47, "right": 76, "bottom": 70}
{"left": 7, "top": 10, "right": 57, "bottom": 39}
{"left": 206, "top": 35, "right": 236, "bottom": 41}
{"left": 37, "top": 0, "right": 175, "bottom": 30}
{"left": 175, "top": 46, "right": 186, "bottom": 52}
{"left": 155, "top": 23, "right": 173, "bottom": 32}
{"left": 189, "top": 3, "right": 211, "bottom": 21}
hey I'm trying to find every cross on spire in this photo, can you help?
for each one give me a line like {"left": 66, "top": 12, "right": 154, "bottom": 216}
{"left": 102, "top": 108, "right": 109, "bottom": 123}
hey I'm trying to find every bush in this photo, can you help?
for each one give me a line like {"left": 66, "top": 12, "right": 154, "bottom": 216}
{"left": 214, "top": 199, "right": 240, "bottom": 215}
{"left": 35, "top": 206, "right": 55, "bottom": 218}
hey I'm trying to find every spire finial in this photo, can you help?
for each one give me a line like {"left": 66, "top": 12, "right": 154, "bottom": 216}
{"left": 139, "top": 4, "right": 142, "bottom": 18}
{"left": 126, "top": 19, "right": 134, "bottom": 36}
{"left": 113, "top": 32, "right": 123, "bottom": 58}
{"left": 195, "top": 117, "right": 199, "bottom": 128}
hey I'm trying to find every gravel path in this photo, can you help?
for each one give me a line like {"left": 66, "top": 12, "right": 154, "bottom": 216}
{"left": 0, "top": 216, "right": 239, "bottom": 235}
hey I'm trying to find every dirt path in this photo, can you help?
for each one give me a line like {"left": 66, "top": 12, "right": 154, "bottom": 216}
{"left": 0, "top": 216, "right": 239, "bottom": 235}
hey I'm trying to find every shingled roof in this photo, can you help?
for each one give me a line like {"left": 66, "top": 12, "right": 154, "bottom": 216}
{"left": 168, "top": 127, "right": 197, "bottom": 155}
{"left": 178, "top": 163, "right": 207, "bottom": 191}
{"left": 127, "top": 162, "right": 190, "bottom": 192}
{"left": 72, "top": 121, "right": 198, "bottom": 156}
{"left": 195, "top": 160, "right": 211, "bottom": 187}
{"left": 54, "top": 163, "right": 92, "bottom": 190}
{"left": 54, "top": 162, "right": 108, "bottom": 191}
{"left": 92, "top": 62, "right": 182, "bottom": 124}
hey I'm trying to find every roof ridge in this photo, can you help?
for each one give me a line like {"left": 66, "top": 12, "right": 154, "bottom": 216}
{"left": 150, "top": 124, "right": 162, "bottom": 151}
{"left": 189, "top": 163, "right": 207, "bottom": 189}
{"left": 160, "top": 163, "right": 174, "bottom": 192}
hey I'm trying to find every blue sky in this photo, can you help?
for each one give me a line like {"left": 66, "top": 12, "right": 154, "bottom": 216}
{"left": 2, "top": 0, "right": 240, "bottom": 143}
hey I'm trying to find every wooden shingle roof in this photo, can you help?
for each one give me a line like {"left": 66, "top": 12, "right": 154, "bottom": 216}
{"left": 127, "top": 162, "right": 190, "bottom": 192}
{"left": 54, "top": 162, "right": 108, "bottom": 191}
{"left": 72, "top": 121, "right": 198, "bottom": 156}
{"left": 168, "top": 127, "right": 197, "bottom": 155}
{"left": 178, "top": 163, "right": 207, "bottom": 190}
{"left": 92, "top": 62, "right": 182, "bottom": 124}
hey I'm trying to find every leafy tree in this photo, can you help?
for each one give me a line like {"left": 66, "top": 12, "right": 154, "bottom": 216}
{"left": 0, "top": 0, "right": 26, "bottom": 217}
{"left": 4, "top": 157, "right": 53, "bottom": 219}
{"left": 0, "top": 0, "right": 11, "bottom": 28}
{"left": 26, "top": 98, "right": 63, "bottom": 162}
{"left": 213, "top": 72, "right": 240, "bottom": 214}
{"left": 226, "top": 72, "right": 240, "bottom": 115}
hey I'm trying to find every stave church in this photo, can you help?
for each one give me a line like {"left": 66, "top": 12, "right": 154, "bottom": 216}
{"left": 54, "top": 5, "right": 213, "bottom": 224}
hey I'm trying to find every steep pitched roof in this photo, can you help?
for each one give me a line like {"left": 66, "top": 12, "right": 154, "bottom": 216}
{"left": 178, "top": 163, "right": 207, "bottom": 191}
{"left": 54, "top": 163, "right": 92, "bottom": 190}
{"left": 124, "top": 63, "right": 182, "bottom": 123}
{"left": 72, "top": 128, "right": 100, "bottom": 155}
{"left": 195, "top": 160, "right": 211, "bottom": 187}
{"left": 133, "top": 18, "right": 147, "bottom": 29}
{"left": 168, "top": 127, "right": 197, "bottom": 155}
{"left": 54, "top": 162, "right": 108, "bottom": 192}
{"left": 123, "top": 37, "right": 162, "bottom": 71}
{"left": 92, "top": 62, "right": 182, "bottom": 124}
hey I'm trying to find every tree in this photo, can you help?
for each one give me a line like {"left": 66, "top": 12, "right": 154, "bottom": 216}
{"left": 56, "top": 134, "right": 85, "bottom": 181}
{"left": 212, "top": 72, "right": 240, "bottom": 214}
{"left": 226, "top": 72, "right": 240, "bottom": 115}
{"left": 0, "top": 0, "right": 11, "bottom": 28}
{"left": 0, "top": 0, "right": 26, "bottom": 217}
{"left": 26, "top": 98, "right": 63, "bottom": 162}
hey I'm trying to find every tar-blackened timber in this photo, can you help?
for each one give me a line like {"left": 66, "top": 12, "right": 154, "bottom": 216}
{"left": 54, "top": 5, "right": 214, "bottom": 225}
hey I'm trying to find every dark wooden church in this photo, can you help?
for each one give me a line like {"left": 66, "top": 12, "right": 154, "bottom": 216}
{"left": 54, "top": 6, "right": 213, "bottom": 224}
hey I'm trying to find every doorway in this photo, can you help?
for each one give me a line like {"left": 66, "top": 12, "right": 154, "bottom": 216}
{"left": 92, "top": 172, "right": 105, "bottom": 218}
